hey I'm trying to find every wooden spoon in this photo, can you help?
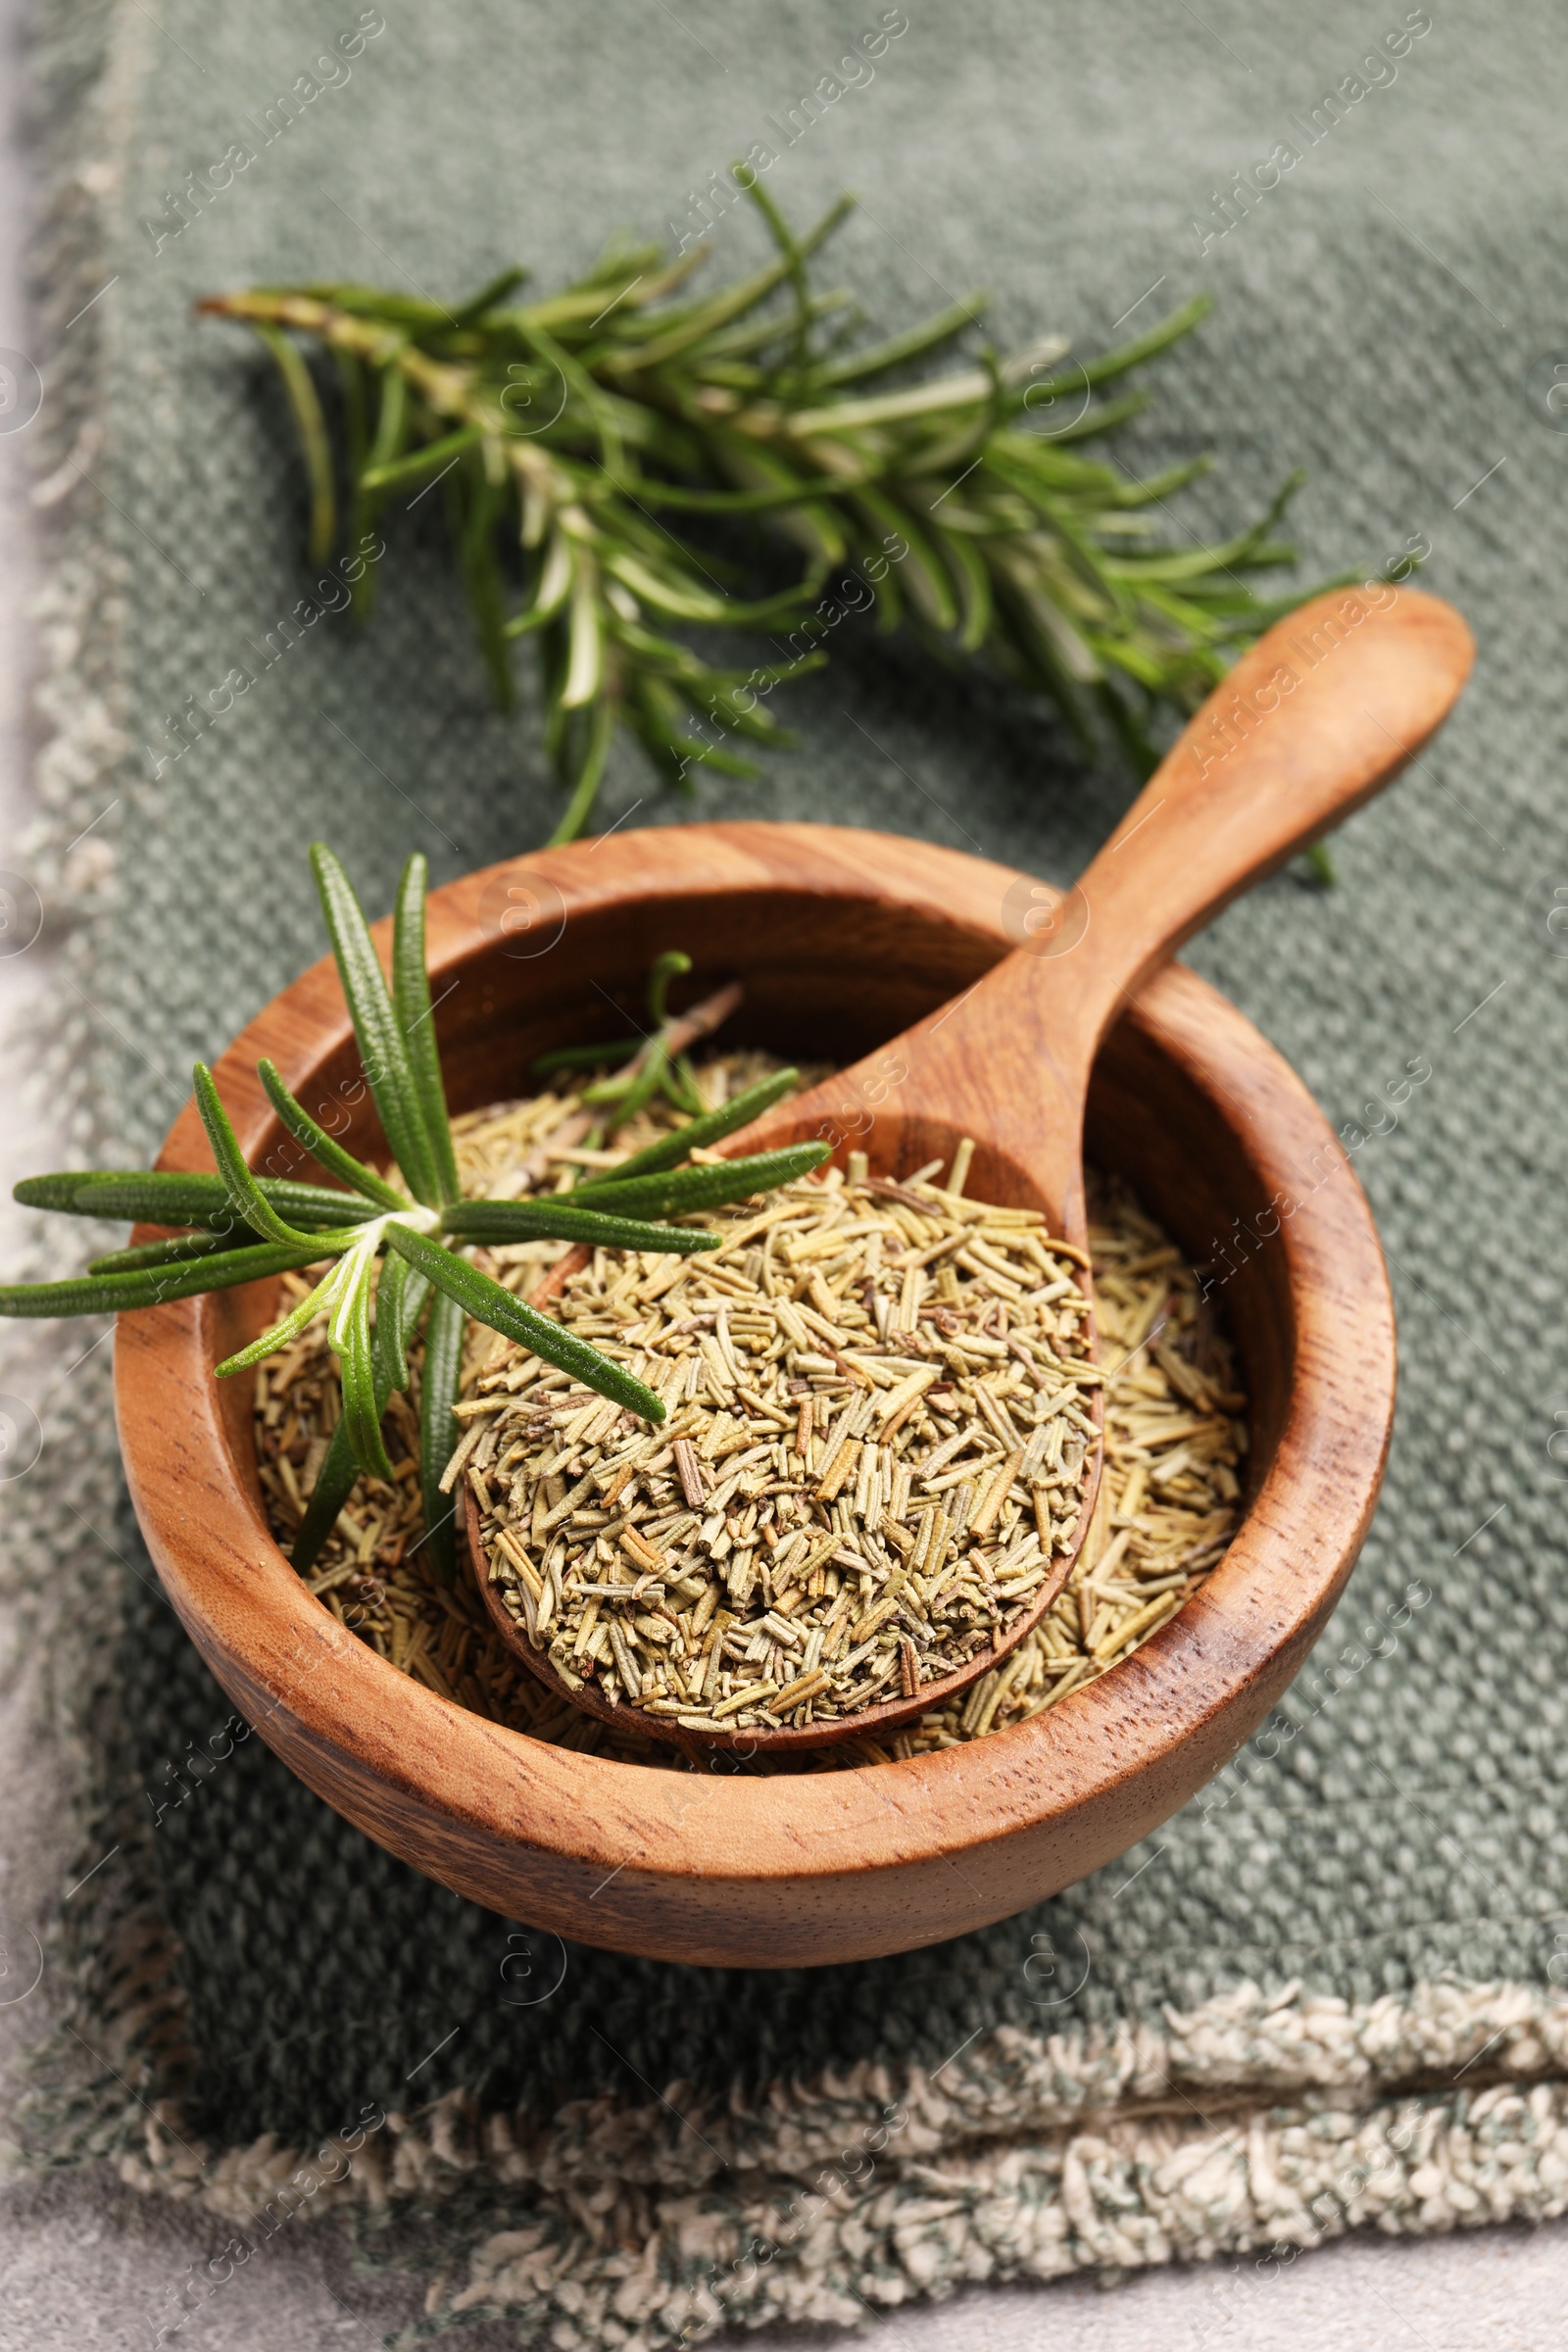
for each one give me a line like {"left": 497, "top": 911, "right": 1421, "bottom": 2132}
{"left": 468, "top": 584, "right": 1473, "bottom": 1755}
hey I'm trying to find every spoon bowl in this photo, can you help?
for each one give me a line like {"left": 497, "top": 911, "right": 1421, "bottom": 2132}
{"left": 463, "top": 1230, "right": 1098, "bottom": 1753}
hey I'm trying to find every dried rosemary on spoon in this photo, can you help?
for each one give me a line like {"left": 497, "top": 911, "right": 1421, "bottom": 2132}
{"left": 467, "top": 1152, "right": 1101, "bottom": 1734}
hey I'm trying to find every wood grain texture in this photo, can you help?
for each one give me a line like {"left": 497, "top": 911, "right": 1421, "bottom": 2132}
{"left": 115, "top": 822, "right": 1397, "bottom": 1968}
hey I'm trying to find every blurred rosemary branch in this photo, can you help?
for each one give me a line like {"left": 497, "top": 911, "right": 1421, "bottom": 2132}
{"left": 202, "top": 172, "right": 1317, "bottom": 842}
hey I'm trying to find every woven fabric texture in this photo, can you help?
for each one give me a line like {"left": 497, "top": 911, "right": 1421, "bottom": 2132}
{"left": 11, "top": 0, "right": 1568, "bottom": 2337}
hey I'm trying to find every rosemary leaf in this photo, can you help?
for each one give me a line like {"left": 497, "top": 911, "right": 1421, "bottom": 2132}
{"left": 311, "top": 843, "right": 442, "bottom": 1205}
{"left": 372, "top": 1249, "right": 420, "bottom": 1397}
{"left": 574, "top": 1065, "right": 799, "bottom": 1187}
{"left": 419, "top": 1284, "right": 466, "bottom": 1584}
{"left": 332, "top": 1247, "right": 393, "bottom": 1481}
{"left": 291, "top": 1261, "right": 430, "bottom": 1575}
{"left": 361, "top": 423, "right": 481, "bottom": 494}
{"left": 530, "top": 1036, "right": 642, "bottom": 1078}
{"left": 88, "top": 1230, "right": 250, "bottom": 1277}
{"left": 392, "top": 854, "right": 461, "bottom": 1203}
{"left": 578, "top": 1141, "right": 829, "bottom": 1220}
{"left": 214, "top": 1258, "right": 348, "bottom": 1379}
{"left": 253, "top": 320, "right": 335, "bottom": 567}
{"left": 0, "top": 1240, "right": 328, "bottom": 1318}
{"left": 258, "top": 1058, "right": 408, "bottom": 1209}
{"left": 193, "top": 1062, "right": 337, "bottom": 1250}
{"left": 13, "top": 1169, "right": 373, "bottom": 1230}
{"left": 383, "top": 1222, "right": 664, "bottom": 1424}
{"left": 438, "top": 1200, "right": 718, "bottom": 1250}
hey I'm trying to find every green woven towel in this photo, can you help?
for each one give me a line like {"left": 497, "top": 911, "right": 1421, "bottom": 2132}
{"left": 12, "top": 0, "right": 1568, "bottom": 2340}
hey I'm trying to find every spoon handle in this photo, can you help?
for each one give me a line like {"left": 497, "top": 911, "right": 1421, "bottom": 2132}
{"left": 730, "top": 583, "right": 1471, "bottom": 1238}
{"left": 1041, "top": 582, "right": 1474, "bottom": 1046}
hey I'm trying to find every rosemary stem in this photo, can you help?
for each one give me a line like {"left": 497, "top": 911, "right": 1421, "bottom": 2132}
{"left": 199, "top": 183, "right": 1324, "bottom": 840}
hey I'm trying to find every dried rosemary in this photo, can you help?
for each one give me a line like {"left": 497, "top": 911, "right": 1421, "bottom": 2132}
{"left": 467, "top": 1160, "right": 1099, "bottom": 1733}
{"left": 253, "top": 1057, "right": 1246, "bottom": 1770}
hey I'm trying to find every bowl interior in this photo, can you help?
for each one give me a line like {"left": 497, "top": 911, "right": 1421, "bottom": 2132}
{"left": 207, "top": 877, "right": 1291, "bottom": 1629}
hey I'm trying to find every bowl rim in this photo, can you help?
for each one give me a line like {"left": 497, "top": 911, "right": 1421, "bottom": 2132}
{"left": 114, "top": 822, "right": 1396, "bottom": 1957}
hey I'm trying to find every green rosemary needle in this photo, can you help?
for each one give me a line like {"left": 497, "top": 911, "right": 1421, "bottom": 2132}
{"left": 1, "top": 845, "right": 826, "bottom": 1578}
{"left": 199, "top": 174, "right": 1322, "bottom": 841}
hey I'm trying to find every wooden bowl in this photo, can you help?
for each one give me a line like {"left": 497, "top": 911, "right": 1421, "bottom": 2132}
{"left": 115, "top": 824, "right": 1395, "bottom": 1969}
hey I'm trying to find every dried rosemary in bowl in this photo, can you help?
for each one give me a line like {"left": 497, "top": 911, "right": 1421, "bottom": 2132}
{"left": 466, "top": 1164, "right": 1099, "bottom": 1734}
{"left": 254, "top": 1054, "right": 1248, "bottom": 1771}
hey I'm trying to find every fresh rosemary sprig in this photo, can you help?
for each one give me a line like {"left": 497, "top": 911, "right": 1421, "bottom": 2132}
{"left": 2, "top": 845, "right": 826, "bottom": 1577}
{"left": 200, "top": 175, "right": 1318, "bottom": 841}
